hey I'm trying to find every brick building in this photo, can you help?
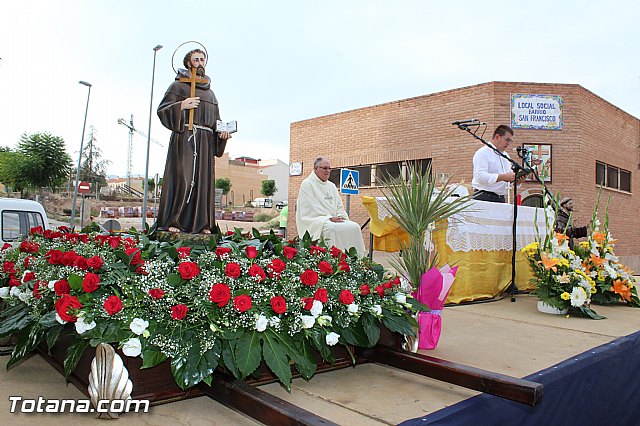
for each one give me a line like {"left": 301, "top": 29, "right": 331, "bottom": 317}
{"left": 288, "top": 82, "right": 640, "bottom": 269}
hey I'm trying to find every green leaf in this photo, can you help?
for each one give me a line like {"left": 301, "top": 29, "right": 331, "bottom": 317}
{"left": 167, "top": 273, "right": 182, "bottom": 286}
{"left": 6, "top": 326, "right": 45, "bottom": 369}
{"left": 579, "top": 306, "right": 606, "bottom": 320}
{"left": 338, "top": 322, "right": 371, "bottom": 347}
{"left": 306, "top": 328, "right": 334, "bottom": 364}
{"left": 275, "top": 333, "right": 316, "bottom": 380}
{"left": 37, "top": 311, "right": 59, "bottom": 328}
{"left": 45, "top": 324, "right": 64, "bottom": 356}
{"left": 68, "top": 273, "right": 83, "bottom": 292}
{"left": 202, "top": 375, "right": 213, "bottom": 386}
{"left": 170, "top": 354, "right": 189, "bottom": 390}
{"left": 63, "top": 339, "right": 90, "bottom": 379}
{"left": 171, "top": 340, "right": 221, "bottom": 389}
{"left": 361, "top": 313, "right": 381, "bottom": 347}
{"left": 261, "top": 331, "right": 292, "bottom": 390}
{"left": 141, "top": 347, "right": 168, "bottom": 369}
{"left": 297, "top": 338, "right": 318, "bottom": 380}
{"left": 88, "top": 321, "right": 129, "bottom": 346}
{"left": 221, "top": 340, "right": 240, "bottom": 378}
{"left": 381, "top": 308, "right": 415, "bottom": 336}
{"left": 235, "top": 331, "right": 262, "bottom": 378}
{"left": 0, "top": 303, "right": 34, "bottom": 337}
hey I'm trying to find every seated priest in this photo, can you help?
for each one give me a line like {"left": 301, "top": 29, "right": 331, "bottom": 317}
{"left": 296, "top": 157, "right": 366, "bottom": 257}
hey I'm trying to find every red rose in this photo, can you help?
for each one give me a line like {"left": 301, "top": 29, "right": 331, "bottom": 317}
{"left": 392, "top": 277, "right": 401, "bottom": 286}
{"left": 374, "top": 285, "right": 385, "bottom": 297}
{"left": 55, "top": 294, "right": 83, "bottom": 322}
{"left": 268, "top": 258, "right": 286, "bottom": 274}
{"left": 248, "top": 264, "right": 266, "bottom": 282}
{"left": 61, "top": 250, "right": 78, "bottom": 266}
{"left": 270, "top": 296, "right": 287, "bottom": 314}
{"left": 54, "top": 279, "right": 71, "bottom": 296}
{"left": 1, "top": 242, "right": 12, "bottom": 251}
{"left": 104, "top": 295, "right": 123, "bottom": 315}
{"left": 29, "top": 226, "right": 44, "bottom": 235}
{"left": 178, "top": 261, "right": 200, "bottom": 280}
{"left": 360, "top": 284, "right": 371, "bottom": 295}
{"left": 43, "top": 229, "right": 58, "bottom": 239}
{"left": 225, "top": 262, "right": 242, "bottom": 278}
{"left": 302, "top": 297, "right": 314, "bottom": 310}
{"left": 45, "top": 249, "right": 64, "bottom": 265}
{"left": 171, "top": 304, "right": 188, "bottom": 320}
{"left": 313, "top": 288, "right": 328, "bottom": 303}
{"left": 87, "top": 256, "right": 104, "bottom": 270}
{"left": 339, "top": 290, "right": 355, "bottom": 305}
{"left": 309, "top": 245, "right": 326, "bottom": 255}
{"left": 176, "top": 246, "right": 191, "bottom": 259}
{"left": 216, "top": 247, "right": 232, "bottom": 258}
{"left": 245, "top": 246, "right": 258, "bottom": 259}
{"left": 2, "top": 261, "right": 16, "bottom": 274}
{"left": 135, "top": 264, "right": 148, "bottom": 275}
{"left": 330, "top": 246, "right": 347, "bottom": 260}
{"left": 125, "top": 247, "right": 143, "bottom": 266}
{"left": 148, "top": 288, "right": 165, "bottom": 299}
{"left": 57, "top": 225, "right": 70, "bottom": 233}
{"left": 23, "top": 256, "right": 33, "bottom": 269}
{"left": 19, "top": 241, "right": 39, "bottom": 253}
{"left": 107, "top": 236, "right": 121, "bottom": 249}
{"left": 33, "top": 281, "right": 43, "bottom": 299}
{"left": 8, "top": 276, "right": 20, "bottom": 287}
{"left": 82, "top": 272, "right": 100, "bottom": 293}
{"left": 318, "top": 261, "right": 334, "bottom": 276}
{"left": 73, "top": 256, "right": 89, "bottom": 270}
{"left": 209, "top": 283, "right": 231, "bottom": 307}
{"left": 300, "top": 270, "right": 319, "bottom": 286}
{"left": 338, "top": 261, "right": 350, "bottom": 272}
{"left": 22, "top": 271, "right": 36, "bottom": 283}
{"left": 233, "top": 294, "right": 252, "bottom": 312}
{"left": 382, "top": 280, "right": 393, "bottom": 289}
{"left": 283, "top": 246, "right": 298, "bottom": 260}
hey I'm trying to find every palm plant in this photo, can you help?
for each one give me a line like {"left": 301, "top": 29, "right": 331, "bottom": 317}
{"left": 379, "top": 163, "right": 472, "bottom": 289}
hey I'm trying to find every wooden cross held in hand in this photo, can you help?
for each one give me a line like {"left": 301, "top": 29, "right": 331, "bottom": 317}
{"left": 178, "top": 67, "right": 208, "bottom": 130}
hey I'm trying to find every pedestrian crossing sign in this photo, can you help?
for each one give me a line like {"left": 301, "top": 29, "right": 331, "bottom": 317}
{"left": 340, "top": 169, "right": 359, "bottom": 195}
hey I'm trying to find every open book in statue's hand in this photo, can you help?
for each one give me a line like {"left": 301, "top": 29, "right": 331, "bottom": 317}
{"left": 216, "top": 120, "right": 237, "bottom": 134}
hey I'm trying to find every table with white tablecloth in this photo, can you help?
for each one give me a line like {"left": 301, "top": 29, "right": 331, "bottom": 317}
{"left": 362, "top": 196, "right": 549, "bottom": 304}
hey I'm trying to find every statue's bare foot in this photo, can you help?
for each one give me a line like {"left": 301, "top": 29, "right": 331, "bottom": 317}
{"left": 168, "top": 227, "right": 181, "bottom": 233}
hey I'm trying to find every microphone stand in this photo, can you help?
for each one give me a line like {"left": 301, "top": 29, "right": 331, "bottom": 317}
{"left": 453, "top": 123, "right": 532, "bottom": 302}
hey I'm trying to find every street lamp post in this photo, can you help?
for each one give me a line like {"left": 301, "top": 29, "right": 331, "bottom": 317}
{"left": 142, "top": 44, "right": 163, "bottom": 230}
{"left": 70, "top": 80, "right": 92, "bottom": 230}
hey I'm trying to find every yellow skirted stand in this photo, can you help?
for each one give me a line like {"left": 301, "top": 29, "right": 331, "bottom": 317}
{"left": 362, "top": 196, "right": 535, "bottom": 304}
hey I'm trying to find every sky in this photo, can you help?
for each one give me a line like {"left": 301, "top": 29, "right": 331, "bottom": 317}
{"left": 1, "top": 0, "right": 639, "bottom": 180}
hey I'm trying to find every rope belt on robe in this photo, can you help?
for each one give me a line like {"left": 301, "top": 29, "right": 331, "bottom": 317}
{"left": 185, "top": 124, "right": 214, "bottom": 204}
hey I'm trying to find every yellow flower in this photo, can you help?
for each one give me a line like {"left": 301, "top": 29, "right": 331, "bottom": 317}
{"left": 579, "top": 241, "right": 590, "bottom": 248}
{"left": 561, "top": 292, "right": 570, "bottom": 300}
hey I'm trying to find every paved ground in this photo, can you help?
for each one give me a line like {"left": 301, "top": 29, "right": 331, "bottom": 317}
{"left": 1, "top": 295, "right": 639, "bottom": 425}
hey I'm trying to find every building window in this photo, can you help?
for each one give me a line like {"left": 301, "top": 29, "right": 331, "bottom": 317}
{"left": 328, "top": 165, "right": 372, "bottom": 188}
{"left": 596, "top": 161, "right": 631, "bottom": 193}
{"left": 375, "top": 162, "right": 403, "bottom": 183}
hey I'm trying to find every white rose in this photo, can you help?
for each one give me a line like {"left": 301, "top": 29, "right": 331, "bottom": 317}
{"left": 55, "top": 313, "right": 67, "bottom": 324}
{"left": 347, "top": 303, "right": 358, "bottom": 314}
{"left": 129, "top": 318, "right": 149, "bottom": 335}
{"left": 371, "top": 304, "right": 382, "bottom": 316}
{"left": 301, "top": 315, "right": 316, "bottom": 329}
{"left": 395, "top": 293, "right": 407, "bottom": 304}
{"left": 310, "top": 300, "right": 323, "bottom": 317}
{"left": 18, "top": 290, "right": 31, "bottom": 302}
{"left": 122, "top": 338, "right": 142, "bottom": 357}
{"left": 10, "top": 287, "right": 21, "bottom": 297}
{"left": 47, "top": 280, "right": 57, "bottom": 291}
{"left": 75, "top": 317, "right": 96, "bottom": 334}
{"left": 0, "top": 287, "right": 9, "bottom": 298}
{"left": 255, "top": 314, "right": 268, "bottom": 332}
{"left": 325, "top": 332, "right": 340, "bottom": 346}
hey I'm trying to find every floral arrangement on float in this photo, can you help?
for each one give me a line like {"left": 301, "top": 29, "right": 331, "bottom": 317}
{"left": 522, "top": 194, "right": 639, "bottom": 318}
{"left": 0, "top": 226, "right": 425, "bottom": 390}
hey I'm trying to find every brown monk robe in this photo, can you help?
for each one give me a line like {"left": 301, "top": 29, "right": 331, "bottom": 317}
{"left": 156, "top": 69, "right": 228, "bottom": 234}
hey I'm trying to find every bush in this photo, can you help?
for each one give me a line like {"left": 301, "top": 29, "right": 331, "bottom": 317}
{"left": 254, "top": 212, "right": 278, "bottom": 222}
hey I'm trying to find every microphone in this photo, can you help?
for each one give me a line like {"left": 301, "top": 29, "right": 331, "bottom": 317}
{"left": 452, "top": 119, "right": 485, "bottom": 126}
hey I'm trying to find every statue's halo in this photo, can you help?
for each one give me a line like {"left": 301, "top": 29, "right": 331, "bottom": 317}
{"left": 171, "top": 41, "right": 209, "bottom": 74}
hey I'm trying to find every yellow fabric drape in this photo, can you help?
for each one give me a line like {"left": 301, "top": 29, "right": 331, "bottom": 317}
{"left": 362, "top": 196, "right": 410, "bottom": 252}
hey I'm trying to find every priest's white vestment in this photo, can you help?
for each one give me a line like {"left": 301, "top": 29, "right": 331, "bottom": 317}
{"left": 296, "top": 172, "right": 366, "bottom": 257}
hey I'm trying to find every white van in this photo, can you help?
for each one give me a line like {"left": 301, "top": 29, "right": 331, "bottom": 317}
{"left": 0, "top": 198, "right": 50, "bottom": 244}
{"left": 251, "top": 198, "right": 273, "bottom": 208}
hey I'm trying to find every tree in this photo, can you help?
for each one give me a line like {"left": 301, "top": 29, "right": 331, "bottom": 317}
{"left": 0, "top": 147, "right": 27, "bottom": 192}
{"left": 78, "top": 126, "right": 110, "bottom": 187}
{"left": 215, "top": 177, "right": 231, "bottom": 195}
{"left": 261, "top": 179, "right": 277, "bottom": 197}
{"left": 17, "top": 132, "right": 72, "bottom": 194}
{"left": 147, "top": 177, "right": 163, "bottom": 194}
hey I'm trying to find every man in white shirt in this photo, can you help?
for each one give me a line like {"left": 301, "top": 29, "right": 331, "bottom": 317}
{"left": 296, "top": 157, "right": 366, "bottom": 257}
{"left": 472, "top": 125, "right": 521, "bottom": 203}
